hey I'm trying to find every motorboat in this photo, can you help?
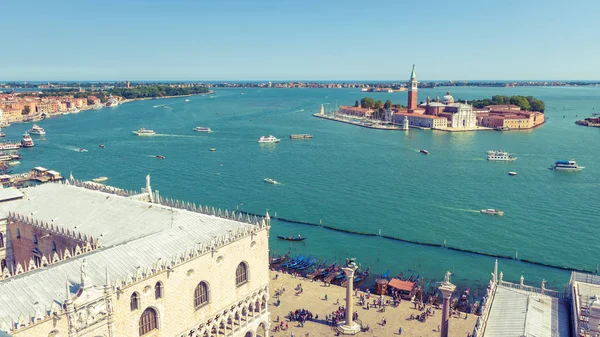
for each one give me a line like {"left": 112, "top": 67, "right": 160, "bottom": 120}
{"left": 21, "top": 133, "right": 34, "bottom": 148}
{"left": 92, "top": 176, "right": 108, "bottom": 183}
{"left": 277, "top": 235, "right": 306, "bottom": 242}
{"left": 194, "top": 126, "right": 212, "bottom": 132}
{"left": 487, "top": 150, "right": 517, "bottom": 161}
{"left": 99, "top": 144, "right": 105, "bottom": 148}
{"left": 290, "top": 134, "right": 313, "bottom": 139}
{"left": 78, "top": 148, "right": 88, "bottom": 152}
{"left": 155, "top": 155, "right": 165, "bottom": 159}
{"left": 132, "top": 128, "right": 156, "bottom": 136}
{"left": 0, "top": 128, "right": 5, "bottom": 137}
{"left": 257, "top": 135, "right": 280, "bottom": 143}
{"left": 550, "top": 160, "right": 584, "bottom": 171}
{"left": 508, "top": 172, "right": 517, "bottom": 176}
{"left": 28, "top": 124, "right": 46, "bottom": 135}
{"left": 185, "top": 99, "right": 190, "bottom": 102}
{"left": 209, "top": 148, "right": 216, "bottom": 152}
{"left": 420, "top": 149, "right": 429, "bottom": 155}
{"left": 480, "top": 209, "right": 504, "bottom": 216}
{"left": 264, "top": 178, "right": 278, "bottom": 184}
{"left": 8, "top": 161, "right": 20, "bottom": 166}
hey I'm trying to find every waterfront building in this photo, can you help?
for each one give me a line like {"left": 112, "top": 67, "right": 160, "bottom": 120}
{"left": 420, "top": 92, "right": 477, "bottom": 129}
{"left": 0, "top": 176, "right": 271, "bottom": 337}
{"left": 570, "top": 271, "right": 600, "bottom": 336}
{"left": 474, "top": 260, "right": 570, "bottom": 337}
{"left": 477, "top": 109, "right": 545, "bottom": 130}
{"left": 392, "top": 111, "right": 447, "bottom": 129}
{"left": 338, "top": 106, "right": 374, "bottom": 118}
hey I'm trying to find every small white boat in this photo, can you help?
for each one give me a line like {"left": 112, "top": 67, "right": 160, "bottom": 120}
{"left": 28, "top": 124, "right": 46, "bottom": 136}
{"left": 550, "top": 160, "right": 584, "bottom": 171}
{"left": 78, "top": 148, "right": 88, "bottom": 152}
{"left": 209, "top": 148, "right": 216, "bottom": 152}
{"left": 264, "top": 178, "right": 278, "bottom": 184}
{"left": 480, "top": 209, "right": 504, "bottom": 216}
{"left": 8, "top": 161, "right": 20, "bottom": 166}
{"left": 92, "top": 176, "right": 108, "bottom": 183}
{"left": 194, "top": 127, "right": 212, "bottom": 132}
{"left": 258, "top": 135, "right": 280, "bottom": 143}
{"left": 420, "top": 149, "right": 429, "bottom": 155}
{"left": 185, "top": 99, "right": 190, "bottom": 102}
{"left": 508, "top": 172, "right": 517, "bottom": 176}
{"left": 132, "top": 128, "right": 156, "bottom": 136}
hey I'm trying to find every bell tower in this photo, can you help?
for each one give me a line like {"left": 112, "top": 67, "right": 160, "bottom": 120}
{"left": 407, "top": 64, "right": 418, "bottom": 112}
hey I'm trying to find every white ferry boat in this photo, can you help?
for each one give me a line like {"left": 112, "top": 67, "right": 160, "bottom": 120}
{"left": 257, "top": 135, "right": 280, "bottom": 143}
{"left": 21, "top": 133, "right": 34, "bottom": 148}
{"left": 132, "top": 128, "right": 156, "bottom": 136}
{"left": 0, "top": 142, "right": 21, "bottom": 151}
{"left": 92, "top": 176, "right": 108, "bottom": 183}
{"left": 480, "top": 209, "right": 504, "bottom": 216}
{"left": 28, "top": 124, "right": 46, "bottom": 136}
{"left": 487, "top": 150, "right": 517, "bottom": 161}
{"left": 550, "top": 160, "right": 584, "bottom": 171}
{"left": 194, "top": 126, "right": 212, "bottom": 132}
{"left": 264, "top": 178, "right": 278, "bottom": 184}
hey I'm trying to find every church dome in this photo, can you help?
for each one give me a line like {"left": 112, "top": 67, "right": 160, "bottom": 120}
{"left": 443, "top": 91, "right": 454, "bottom": 104}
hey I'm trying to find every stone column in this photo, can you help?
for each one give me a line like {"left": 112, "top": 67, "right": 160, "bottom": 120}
{"left": 438, "top": 272, "right": 456, "bottom": 337}
{"left": 336, "top": 259, "right": 361, "bottom": 335}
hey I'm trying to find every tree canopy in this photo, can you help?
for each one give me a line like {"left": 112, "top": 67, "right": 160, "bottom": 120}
{"left": 461, "top": 95, "right": 545, "bottom": 112}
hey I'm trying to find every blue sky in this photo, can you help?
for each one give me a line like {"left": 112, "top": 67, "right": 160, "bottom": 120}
{"left": 1, "top": 0, "right": 598, "bottom": 81}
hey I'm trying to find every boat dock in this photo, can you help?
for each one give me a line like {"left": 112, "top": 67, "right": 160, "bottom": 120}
{"left": 313, "top": 113, "right": 406, "bottom": 131}
{"left": 0, "top": 166, "right": 64, "bottom": 186}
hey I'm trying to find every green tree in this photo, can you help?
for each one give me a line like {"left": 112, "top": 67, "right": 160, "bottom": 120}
{"left": 509, "top": 96, "right": 530, "bottom": 111}
{"left": 360, "top": 97, "right": 375, "bottom": 109}
{"left": 374, "top": 100, "right": 383, "bottom": 109}
{"left": 384, "top": 100, "right": 392, "bottom": 109}
{"left": 354, "top": 100, "right": 359, "bottom": 107}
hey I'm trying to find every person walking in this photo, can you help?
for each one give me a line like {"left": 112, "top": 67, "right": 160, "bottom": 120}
{"left": 398, "top": 327, "right": 402, "bottom": 335}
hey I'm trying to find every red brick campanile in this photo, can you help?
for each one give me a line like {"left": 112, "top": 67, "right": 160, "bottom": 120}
{"left": 407, "top": 64, "right": 418, "bottom": 112}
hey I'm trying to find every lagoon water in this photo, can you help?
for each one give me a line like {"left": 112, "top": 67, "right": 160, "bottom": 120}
{"left": 6, "top": 86, "right": 600, "bottom": 293}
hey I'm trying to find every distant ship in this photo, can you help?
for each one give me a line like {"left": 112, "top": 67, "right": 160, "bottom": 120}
{"left": 132, "top": 128, "right": 156, "bottom": 136}
{"left": 487, "top": 150, "right": 517, "bottom": 161}
{"left": 480, "top": 209, "right": 504, "bottom": 216}
{"left": 92, "top": 176, "right": 108, "bottom": 183}
{"left": 0, "top": 142, "right": 21, "bottom": 151}
{"left": 28, "top": 124, "right": 46, "bottom": 136}
{"left": 264, "top": 178, "right": 278, "bottom": 184}
{"left": 550, "top": 160, "right": 584, "bottom": 171}
{"left": 21, "top": 133, "right": 34, "bottom": 148}
{"left": 194, "top": 126, "right": 212, "bottom": 132}
{"left": 257, "top": 135, "right": 280, "bottom": 143}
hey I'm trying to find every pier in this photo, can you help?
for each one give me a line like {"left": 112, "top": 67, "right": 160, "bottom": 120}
{"left": 313, "top": 112, "right": 407, "bottom": 131}
{"left": 1, "top": 166, "right": 63, "bottom": 186}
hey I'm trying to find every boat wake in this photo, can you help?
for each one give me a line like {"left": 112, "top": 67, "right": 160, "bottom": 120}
{"left": 440, "top": 206, "right": 480, "bottom": 213}
{"left": 59, "top": 145, "right": 85, "bottom": 152}
{"left": 153, "top": 134, "right": 197, "bottom": 138}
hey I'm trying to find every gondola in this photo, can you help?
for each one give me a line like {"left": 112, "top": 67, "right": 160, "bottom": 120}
{"left": 277, "top": 235, "right": 306, "bottom": 241}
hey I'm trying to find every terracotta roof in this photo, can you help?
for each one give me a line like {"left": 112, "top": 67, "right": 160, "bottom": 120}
{"left": 388, "top": 278, "right": 415, "bottom": 292}
{"left": 394, "top": 112, "right": 444, "bottom": 119}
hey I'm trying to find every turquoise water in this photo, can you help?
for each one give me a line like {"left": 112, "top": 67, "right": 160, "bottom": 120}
{"left": 5, "top": 86, "right": 600, "bottom": 291}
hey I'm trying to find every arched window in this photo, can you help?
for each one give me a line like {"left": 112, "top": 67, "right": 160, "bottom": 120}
{"left": 130, "top": 292, "right": 140, "bottom": 311}
{"left": 236, "top": 262, "right": 248, "bottom": 286}
{"left": 138, "top": 307, "right": 158, "bottom": 336}
{"left": 0, "top": 259, "right": 6, "bottom": 271}
{"left": 52, "top": 241, "right": 57, "bottom": 252}
{"left": 194, "top": 282, "right": 209, "bottom": 308}
{"left": 154, "top": 282, "right": 163, "bottom": 299}
{"left": 16, "top": 228, "right": 20, "bottom": 239}
{"left": 0, "top": 232, "right": 4, "bottom": 248}
{"left": 33, "top": 234, "right": 38, "bottom": 245}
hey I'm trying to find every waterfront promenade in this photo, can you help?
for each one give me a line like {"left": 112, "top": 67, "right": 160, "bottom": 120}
{"left": 268, "top": 270, "right": 476, "bottom": 336}
{"left": 313, "top": 112, "right": 407, "bottom": 131}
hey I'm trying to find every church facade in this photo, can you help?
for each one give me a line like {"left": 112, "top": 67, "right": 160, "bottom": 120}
{"left": 0, "top": 176, "right": 271, "bottom": 337}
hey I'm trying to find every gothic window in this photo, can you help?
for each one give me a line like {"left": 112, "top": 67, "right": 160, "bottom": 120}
{"left": 138, "top": 307, "right": 158, "bottom": 336}
{"left": 16, "top": 228, "right": 20, "bottom": 239}
{"left": 0, "top": 259, "right": 5, "bottom": 271}
{"left": 154, "top": 282, "right": 163, "bottom": 299}
{"left": 33, "top": 234, "right": 38, "bottom": 245}
{"left": 236, "top": 262, "right": 248, "bottom": 286}
{"left": 0, "top": 232, "right": 3, "bottom": 248}
{"left": 194, "top": 282, "right": 209, "bottom": 308}
{"left": 52, "top": 241, "right": 57, "bottom": 252}
{"left": 130, "top": 292, "right": 140, "bottom": 311}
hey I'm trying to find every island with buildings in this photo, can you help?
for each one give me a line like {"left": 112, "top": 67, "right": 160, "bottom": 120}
{"left": 575, "top": 115, "right": 600, "bottom": 127}
{"left": 315, "top": 65, "right": 546, "bottom": 132}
